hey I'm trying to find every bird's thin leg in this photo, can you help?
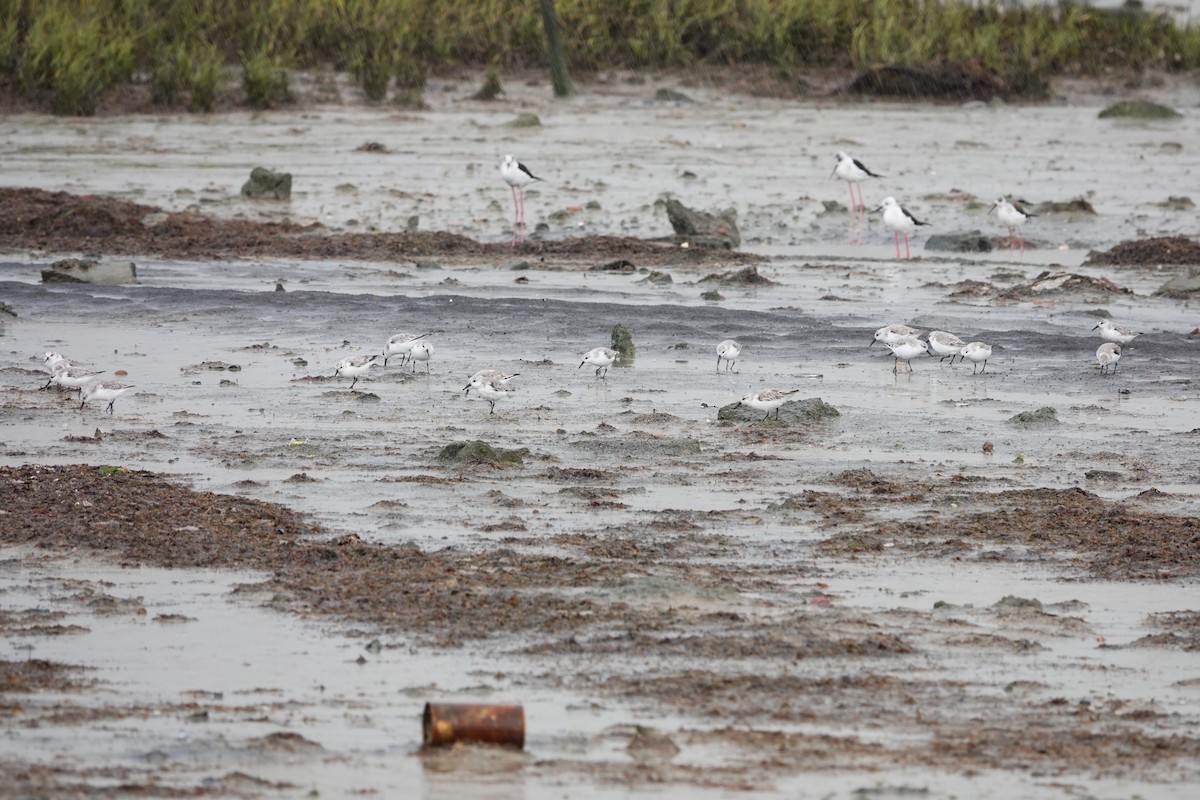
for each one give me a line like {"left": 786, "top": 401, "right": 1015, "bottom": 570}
{"left": 350, "top": 377, "right": 358, "bottom": 390}
{"left": 489, "top": 401, "right": 495, "bottom": 414}
{"left": 510, "top": 186, "right": 519, "bottom": 246}
{"left": 79, "top": 399, "right": 85, "bottom": 410}
{"left": 716, "top": 356, "right": 721, "bottom": 372}
{"left": 904, "top": 233, "right": 911, "bottom": 260}
{"left": 894, "top": 231, "right": 901, "bottom": 258}
{"left": 107, "top": 402, "right": 115, "bottom": 414}
{"left": 518, "top": 188, "right": 527, "bottom": 243}
{"left": 906, "top": 359, "right": 913, "bottom": 373}
{"left": 892, "top": 358, "right": 899, "bottom": 374}
{"left": 1018, "top": 230, "right": 1025, "bottom": 259}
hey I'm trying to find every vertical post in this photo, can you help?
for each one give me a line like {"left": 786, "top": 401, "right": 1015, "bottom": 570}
{"left": 540, "top": 0, "right": 573, "bottom": 98}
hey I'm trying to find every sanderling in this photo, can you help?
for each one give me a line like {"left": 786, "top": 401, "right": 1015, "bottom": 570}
{"left": 579, "top": 347, "right": 619, "bottom": 378}
{"left": 464, "top": 369, "right": 519, "bottom": 396}
{"left": 886, "top": 336, "right": 929, "bottom": 373}
{"left": 1096, "top": 342, "right": 1122, "bottom": 374}
{"left": 382, "top": 332, "right": 429, "bottom": 366}
{"left": 474, "top": 379, "right": 512, "bottom": 414}
{"left": 1092, "top": 319, "right": 1138, "bottom": 345}
{"left": 960, "top": 341, "right": 993, "bottom": 374}
{"left": 50, "top": 364, "right": 105, "bottom": 393}
{"left": 873, "top": 196, "right": 929, "bottom": 260}
{"left": 716, "top": 339, "right": 742, "bottom": 373}
{"left": 333, "top": 354, "right": 378, "bottom": 389}
{"left": 737, "top": 388, "right": 799, "bottom": 421}
{"left": 832, "top": 152, "right": 884, "bottom": 216}
{"left": 408, "top": 341, "right": 434, "bottom": 373}
{"left": 989, "top": 197, "right": 1036, "bottom": 257}
{"left": 80, "top": 380, "right": 135, "bottom": 414}
{"left": 43, "top": 351, "right": 72, "bottom": 370}
{"left": 501, "top": 154, "right": 542, "bottom": 245}
{"left": 871, "top": 324, "right": 923, "bottom": 347}
{"left": 927, "top": 331, "right": 967, "bottom": 363}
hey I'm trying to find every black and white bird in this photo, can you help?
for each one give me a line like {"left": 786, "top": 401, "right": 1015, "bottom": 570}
{"left": 737, "top": 389, "right": 799, "bottom": 421}
{"left": 874, "top": 197, "right": 929, "bottom": 260}
{"left": 1096, "top": 342, "right": 1122, "bottom": 374}
{"left": 989, "top": 197, "right": 1037, "bottom": 257}
{"left": 578, "top": 347, "right": 619, "bottom": 378}
{"left": 333, "top": 355, "right": 378, "bottom": 390}
{"left": 716, "top": 339, "right": 741, "bottom": 373}
{"left": 832, "top": 151, "right": 884, "bottom": 215}
{"left": 500, "top": 154, "right": 542, "bottom": 246}
{"left": 80, "top": 380, "right": 136, "bottom": 414}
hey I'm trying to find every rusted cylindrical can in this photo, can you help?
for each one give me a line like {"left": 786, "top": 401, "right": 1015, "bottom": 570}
{"left": 422, "top": 703, "right": 525, "bottom": 749}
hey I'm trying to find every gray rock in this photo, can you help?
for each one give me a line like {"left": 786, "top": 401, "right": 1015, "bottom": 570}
{"left": 1007, "top": 407, "right": 1059, "bottom": 427}
{"left": 698, "top": 265, "right": 776, "bottom": 286}
{"left": 926, "top": 230, "right": 994, "bottom": 252}
{"left": 653, "top": 88, "right": 695, "bottom": 103}
{"left": 1155, "top": 268, "right": 1200, "bottom": 299}
{"left": 240, "top": 166, "right": 292, "bottom": 199}
{"left": 663, "top": 198, "right": 740, "bottom": 249}
{"left": 41, "top": 258, "right": 138, "bottom": 285}
{"left": 637, "top": 270, "right": 672, "bottom": 284}
{"left": 718, "top": 396, "right": 840, "bottom": 424}
{"left": 1098, "top": 100, "right": 1180, "bottom": 119}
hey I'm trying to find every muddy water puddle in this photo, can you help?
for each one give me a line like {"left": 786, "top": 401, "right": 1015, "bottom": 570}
{"left": 3, "top": 81, "right": 1200, "bottom": 798}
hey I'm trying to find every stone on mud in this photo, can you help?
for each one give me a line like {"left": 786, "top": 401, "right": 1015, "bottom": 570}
{"left": 999, "top": 270, "right": 1130, "bottom": 300}
{"left": 41, "top": 258, "right": 138, "bottom": 285}
{"left": 718, "top": 397, "right": 840, "bottom": 424}
{"left": 698, "top": 265, "right": 776, "bottom": 286}
{"left": 662, "top": 198, "right": 740, "bottom": 250}
{"left": 437, "top": 440, "right": 528, "bottom": 466}
{"left": 1007, "top": 407, "right": 1059, "bottom": 428}
{"left": 1034, "top": 197, "right": 1096, "bottom": 215}
{"left": 925, "top": 230, "right": 994, "bottom": 252}
{"left": 610, "top": 324, "right": 635, "bottom": 359}
{"left": 1098, "top": 99, "right": 1180, "bottom": 119}
{"left": 842, "top": 62, "right": 1042, "bottom": 101}
{"left": 1085, "top": 236, "right": 1200, "bottom": 267}
{"left": 240, "top": 167, "right": 292, "bottom": 200}
{"left": 1155, "top": 269, "right": 1200, "bottom": 299}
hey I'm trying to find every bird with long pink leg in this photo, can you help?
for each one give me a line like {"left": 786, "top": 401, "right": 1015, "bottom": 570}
{"left": 873, "top": 196, "right": 929, "bottom": 260}
{"left": 500, "top": 154, "right": 542, "bottom": 246}
{"left": 989, "top": 197, "right": 1036, "bottom": 258}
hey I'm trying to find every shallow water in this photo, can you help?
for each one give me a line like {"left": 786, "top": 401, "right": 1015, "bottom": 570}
{"left": 2, "top": 76, "right": 1199, "bottom": 798}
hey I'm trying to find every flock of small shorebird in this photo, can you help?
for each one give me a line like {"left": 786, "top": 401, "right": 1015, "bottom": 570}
{"left": 35, "top": 152, "right": 1140, "bottom": 419}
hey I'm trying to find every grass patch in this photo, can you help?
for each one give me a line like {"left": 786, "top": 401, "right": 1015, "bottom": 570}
{"left": 0, "top": 0, "right": 1197, "bottom": 114}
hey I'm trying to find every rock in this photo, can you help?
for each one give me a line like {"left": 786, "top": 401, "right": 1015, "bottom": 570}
{"left": 1154, "top": 196, "right": 1194, "bottom": 210}
{"left": 506, "top": 113, "right": 541, "bottom": 128}
{"left": 663, "top": 198, "right": 740, "bottom": 249}
{"left": 1098, "top": 99, "right": 1180, "bottom": 119}
{"left": 948, "top": 279, "right": 995, "bottom": 298}
{"left": 1085, "top": 469, "right": 1122, "bottom": 481}
{"left": 1086, "top": 236, "right": 1200, "bottom": 267}
{"left": 1034, "top": 197, "right": 1095, "bottom": 215}
{"left": 355, "top": 141, "right": 389, "bottom": 153}
{"left": 406, "top": 215, "right": 419, "bottom": 232}
{"left": 1155, "top": 269, "right": 1200, "bottom": 299}
{"left": 925, "top": 230, "right": 994, "bottom": 252}
{"left": 626, "top": 726, "right": 680, "bottom": 765}
{"left": 610, "top": 324, "right": 635, "bottom": 359}
{"left": 437, "top": 440, "right": 529, "bottom": 466}
{"left": 993, "top": 596, "right": 1043, "bottom": 610}
{"left": 240, "top": 167, "right": 292, "bottom": 200}
{"left": 590, "top": 259, "right": 636, "bottom": 273}
{"left": 700, "top": 289, "right": 724, "bottom": 301}
{"left": 698, "top": 265, "right": 775, "bottom": 287}
{"left": 637, "top": 270, "right": 672, "bottom": 284}
{"left": 1007, "top": 407, "right": 1059, "bottom": 427}
{"left": 653, "top": 88, "right": 695, "bottom": 104}
{"left": 998, "top": 270, "right": 1131, "bottom": 300}
{"left": 718, "top": 396, "right": 840, "bottom": 424}
{"left": 472, "top": 70, "right": 503, "bottom": 101}
{"left": 41, "top": 258, "right": 138, "bottom": 285}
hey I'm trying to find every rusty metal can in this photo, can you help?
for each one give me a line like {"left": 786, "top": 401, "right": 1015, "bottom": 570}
{"left": 422, "top": 702, "right": 525, "bottom": 749}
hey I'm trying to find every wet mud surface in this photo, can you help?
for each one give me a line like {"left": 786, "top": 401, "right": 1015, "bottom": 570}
{"left": 2, "top": 72, "right": 1200, "bottom": 798}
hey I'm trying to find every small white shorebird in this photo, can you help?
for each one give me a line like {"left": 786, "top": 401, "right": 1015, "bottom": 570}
{"left": 1096, "top": 342, "right": 1122, "bottom": 374}
{"left": 737, "top": 388, "right": 799, "bottom": 421}
{"left": 926, "top": 331, "right": 967, "bottom": 363}
{"left": 500, "top": 154, "right": 542, "bottom": 246}
{"left": 80, "top": 379, "right": 135, "bottom": 414}
{"left": 960, "top": 341, "right": 993, "bottom": 374}
{"left": 382, "top": 332, "right": 429, "bottom": 366}
{"left": 464, "top": 369, "right": 519, "bottom": 396}
{"left": 1092, "top": 319, "right": 1139, "bottom": 345}
{"left": 989, "top": 196, "right": 1037, "bottom": 256}
{"left": 885, "top": 336, "right": 929, "bottom": 373}
{"left": 716, "top": 339, "right": 742, "bottom": 373}
{"left": 41, "top": 352, "right": 75, "bottom": 388}
{"left": 473, "top": 379, "right": 512, "bottom": 414}
{"left": 579, "top": 347, "right": 619, "bottom": 378}
{"left": 333, "top": 354, "right": 378, "bottom": 389}
{"left": 873, "top": 196, "right": 929, "bottom": 260}
{"left": 832, "top": 151, "right": 884, "bottom": 216}
{"left": 408, "top": 341, "right": 434, "bottom": 373}
{"left": 871, "top": 323, "right": 922, "bottom": 348}
{"left": 50, "top": 364, "right": 106, "bottom": 393}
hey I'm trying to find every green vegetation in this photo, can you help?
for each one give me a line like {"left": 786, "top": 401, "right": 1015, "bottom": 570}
{"left": 0, "top": 0, "right": 1197, "bottom": 115}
